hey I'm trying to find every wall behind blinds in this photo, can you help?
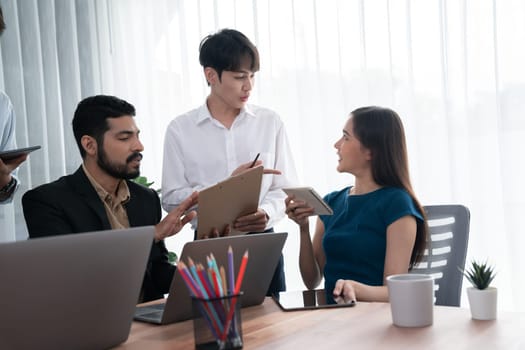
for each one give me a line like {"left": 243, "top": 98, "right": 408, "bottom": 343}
{"left": 1, "top": 0, "right": 525, "bottom": 311}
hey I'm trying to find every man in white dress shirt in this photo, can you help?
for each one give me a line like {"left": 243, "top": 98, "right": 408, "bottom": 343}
{"left": 161, "top": 29, "right": 297, "bottom": 295}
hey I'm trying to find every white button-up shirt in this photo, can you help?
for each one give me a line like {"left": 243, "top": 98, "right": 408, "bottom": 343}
{"left": 161, "top": 103, "right": 298, "bottom": 230}
{"left": 0, "top": 92, "right": 19, "bottom": 204}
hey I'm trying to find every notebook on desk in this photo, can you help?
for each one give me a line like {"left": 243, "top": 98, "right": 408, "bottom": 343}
{"left": 134, "top": 231, "right": 287, "bottom": 324}
{"left": 0, "top": 226, "right": 154, "bottom": 350}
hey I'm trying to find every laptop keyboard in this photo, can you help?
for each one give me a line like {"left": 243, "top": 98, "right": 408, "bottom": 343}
{"left": 135, "top": 303, "right": 165, "bottom": 316}
{"left": 146, "top": 304, "right": 165, "bottom": 311}
{"left": 138, "top": 310, "right": 163, "bottom": 319}
{"left": 134, "top": 303, "right": 166, "bottom": 323}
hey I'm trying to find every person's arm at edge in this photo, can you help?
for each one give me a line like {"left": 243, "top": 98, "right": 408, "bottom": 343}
{"left": 298, "top": 217, "right": 325, "bottom": 289}
{"left": 0, "top": 95, "right": 23, "bottom": 203}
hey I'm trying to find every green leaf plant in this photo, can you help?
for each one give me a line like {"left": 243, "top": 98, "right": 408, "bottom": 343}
{"left": 167, "top": 251, "right": 178, "bottom": 265}
{"left": 460, "top": 260, "right": 496, "bottom": 290}
{"left": 132, "top": 175, "right": 160, "bottom": 193}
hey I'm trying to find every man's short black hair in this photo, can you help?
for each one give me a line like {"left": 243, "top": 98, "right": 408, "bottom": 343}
{"left": 199, "top": 28, "right": 260, "bottom": 81}
{"left": 72, "top": 95, "right": 135, "bottom": 158}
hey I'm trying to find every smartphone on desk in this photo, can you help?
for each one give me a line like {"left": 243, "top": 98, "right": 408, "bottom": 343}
{"left": 272, "top": 289, "right": 355, "bottom": 311}
{"left": 282, "top": 187, "right": 333, "bottom": 215}
{"left": 0, "top": 145, "right": 41, "bottom": 161}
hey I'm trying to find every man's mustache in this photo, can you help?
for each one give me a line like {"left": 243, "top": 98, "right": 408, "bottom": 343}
{"left": 126, "top": 153, "right": 143, "bottom": 163}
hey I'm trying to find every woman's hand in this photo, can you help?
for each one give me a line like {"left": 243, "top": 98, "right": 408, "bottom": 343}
{"left": 285, "top": 194, "right": 315, "bottom": 228}
{"left": 332, "top": 279, "right": 357, "bottom": 305}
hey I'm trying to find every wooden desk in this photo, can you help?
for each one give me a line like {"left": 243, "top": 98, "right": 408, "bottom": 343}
{"left": 117, "top": 298, "right": 525, "bottom": 349}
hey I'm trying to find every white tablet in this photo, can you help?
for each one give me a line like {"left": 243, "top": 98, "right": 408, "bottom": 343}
{"left": 282, "top": 187, "right": 333, "bottom": 215}
{"left": 0, "top": 145, "right": 41, "bottom": 161}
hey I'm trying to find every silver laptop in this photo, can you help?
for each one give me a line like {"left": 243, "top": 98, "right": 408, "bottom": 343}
{"left": 0, "top": 226, "right": 154, "bottom": 350}
{"left": 134, "top": 231, "right": 287, "bottom": 324}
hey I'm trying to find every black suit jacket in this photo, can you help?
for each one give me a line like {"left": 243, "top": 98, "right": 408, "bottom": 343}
{"left": 22, "top": 166, "right": 175, "bottom": 302}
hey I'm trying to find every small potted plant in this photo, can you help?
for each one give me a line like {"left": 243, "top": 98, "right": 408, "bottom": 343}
{"left": 461, "top": 260, "right": 497, "bottom": 320}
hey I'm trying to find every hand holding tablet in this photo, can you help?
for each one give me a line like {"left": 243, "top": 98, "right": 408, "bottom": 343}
{"left": 283, "top": 187, "right": 333, "bottom": 216}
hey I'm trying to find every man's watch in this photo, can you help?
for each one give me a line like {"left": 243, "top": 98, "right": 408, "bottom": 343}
{"left": 0, "top": 176, "right": 17, "bottom": 195}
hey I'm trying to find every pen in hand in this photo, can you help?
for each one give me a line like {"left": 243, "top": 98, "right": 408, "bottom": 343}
{"left": 249, "top": 153, "right": 260, "bottom": 168}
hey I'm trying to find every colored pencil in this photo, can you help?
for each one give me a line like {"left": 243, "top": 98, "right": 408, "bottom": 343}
{"left": 210, "top": 268, "right": 221, "bottom": 298}
{"left": 221, "top": 250, "right": 249, "bottom": 341}
{"left": 196, "top": 265, "right": 224, "bottom": 333}
{"left": 234, "top": 250, "right": 249, "bottom": 294}
{"left": 178, "top": 249, "right": 248, "bottom": 342}
{"left": 209, "top": 253, "right": 224, "bottom": 296}
{"left": 177, "top": 263, "right": 222, "bottom": 338}
{"left": 219, "top": 266, "right": 228, "bottom": 297}
{"left": 176, "top": 262, "right": 199, "bottom": 296}
{"left": 187, "top": 257, "right": 200, "bottom": 288}
{"left": 198, "top": 264, "right": 216, "bottom": 299}
{"left": 227, "top": 246, "right": 235, "bottom": 295}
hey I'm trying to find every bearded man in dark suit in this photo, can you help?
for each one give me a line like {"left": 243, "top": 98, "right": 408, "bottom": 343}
{"left": 22, "top": 95, "right": 197, "bottom": 302}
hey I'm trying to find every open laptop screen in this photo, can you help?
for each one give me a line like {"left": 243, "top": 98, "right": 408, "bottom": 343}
{"left": 0, "top": 226, "right": 154, "bottom": 350}
{"left": 134, "top": 231, "right": 287, "bottom": 324}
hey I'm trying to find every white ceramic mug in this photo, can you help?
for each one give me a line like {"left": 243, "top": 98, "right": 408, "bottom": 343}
{"left": 387, "top": 273, "right": 434, "bottom": 327}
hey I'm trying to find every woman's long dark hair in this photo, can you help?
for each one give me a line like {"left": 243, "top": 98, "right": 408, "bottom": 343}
{"left": 351, "top": 106, "right": 428, "bottom": 268}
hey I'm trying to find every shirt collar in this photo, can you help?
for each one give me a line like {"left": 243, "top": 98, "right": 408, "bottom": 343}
{"left": 195, "top": 101, "right": 256, "bottom": 125}
{"left": 82, "top": 164, "right": 130, "bottom": 205}
{"left": 195, "top": 104, "right": 213, "bottom": 125}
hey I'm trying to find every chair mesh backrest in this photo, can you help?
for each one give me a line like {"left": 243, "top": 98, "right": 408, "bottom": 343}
{"left": 410, "top": 205, "right": 470, "bottom": 306}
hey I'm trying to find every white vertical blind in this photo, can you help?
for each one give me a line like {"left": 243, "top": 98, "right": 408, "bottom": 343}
{"left": 1, "top": 0, "right": 525, "bottom": 311}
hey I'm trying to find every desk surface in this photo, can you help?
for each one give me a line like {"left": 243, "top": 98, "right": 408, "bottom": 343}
{"left": 117, "top": 298, "right": 525, "bottom": 349}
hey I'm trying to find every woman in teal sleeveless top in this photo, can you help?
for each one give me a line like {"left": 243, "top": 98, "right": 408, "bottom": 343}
{"left": 286, "top": 106, "right": 428, "bottom": 304}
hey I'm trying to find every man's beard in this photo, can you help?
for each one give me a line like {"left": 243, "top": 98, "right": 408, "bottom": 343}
{"left": 97, "top": 146, "right": 142, "bottom": 180}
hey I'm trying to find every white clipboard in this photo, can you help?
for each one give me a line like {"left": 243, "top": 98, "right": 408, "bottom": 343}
{"left": 196, "top": 166, "right": 263, "bottom": 239}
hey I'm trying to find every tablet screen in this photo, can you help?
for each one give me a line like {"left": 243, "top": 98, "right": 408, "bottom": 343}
{"left": 272, "top": 289, "right": 355, "bottom": 311}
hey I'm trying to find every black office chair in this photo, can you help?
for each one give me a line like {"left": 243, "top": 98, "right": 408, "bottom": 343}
{"left": 410, "top": 205, "right": 470, "bottom": 306}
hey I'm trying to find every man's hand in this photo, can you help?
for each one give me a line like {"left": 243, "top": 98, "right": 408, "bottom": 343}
{"left": 200, "top": 224, "right": 231, "bottom": 239}
{"left": 0, "top": 154, "right": 27, "bottom": 188}
{"left": 154, "top": 192, "right": 198, "bottom": 242}
{"left": 230, "top": 160, "right": 281, "bottom": 177}
{"left": 233, "top": 208, "right": 268, "bottom": 233}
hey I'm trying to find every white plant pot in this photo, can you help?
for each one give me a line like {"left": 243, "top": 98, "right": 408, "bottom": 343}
{"left": 467, "top": 286, "right": 497, "bottom": 320}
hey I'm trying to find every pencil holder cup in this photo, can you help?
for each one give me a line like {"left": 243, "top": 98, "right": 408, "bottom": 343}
{"left": 191, "top": 293, "right": 243, "bottom": 350}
